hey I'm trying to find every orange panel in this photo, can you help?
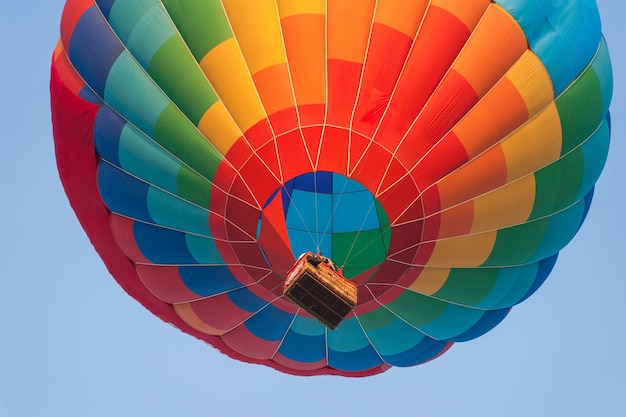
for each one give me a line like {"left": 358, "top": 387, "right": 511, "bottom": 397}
{"left": 437, "top": 145, "right": 507, "bottom": 210}
{"left": 327, "top": 0, "right": 376, "bottom": 63}
{"left": 252, "top": 63, "right": 296, "bottom": 116}
{"left": 374, "top": 0, "right": 429, "bottom": 38}
{"left": 431, "top": 0, "right": 491, "bottom": 30}
{"left": 455, "top": 77, "right": 529, "bottom": 159}
{"left": 453, "top": 4, "right": 528, "bottom": 96}
{"left": 281, "top": 14, "right": 326, "bottom": 107}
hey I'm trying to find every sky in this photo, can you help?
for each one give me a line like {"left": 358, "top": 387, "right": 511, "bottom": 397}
{"left": 1, "top": 1, "right": 625, "bottom": 416}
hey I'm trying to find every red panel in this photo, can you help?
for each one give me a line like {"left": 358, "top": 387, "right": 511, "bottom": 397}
{"left": 222, "top": 325, "right": 284, "bottom": 360}
{"left": 244, "top": 119, "right": 274, "bottom": 149}
{"left": 352, "top": 23, "right": 414, "bottom": 138}
{"left": 327, "top": 59, "right": 362, "bottom": 128}
{"left": 298, "top": 103, "right": 326, "bottom": 127}
{"left": 224, "top": 138, "right": 253, "bottom": 171}
{"left": 420, "top": 185, "right": 442, "bottom": 217}
{"left": 136, "top": 264, "right": 198, "bottom": 304}
{"left": 376, "top": 174, "right": 419, "bottom": 223}
{"left": 301, "top": 126, "right": 324, "bottom": 165}
{"left": 256, "top": 140, "right": 283, "bottom": 182}
{"left": 368, "top": 259, "right": 413, "bottom": 285}
{"left": 276, "top": 129, "right": 314, "bottom": 182}
{"left": 268, "top": 107, "right": 300, "bottom": 136}
{"left": 368, "top": 8, "right": 473, "bottom": 146}
{"left": 376, "top": 155, "right": 412, "bottom": 196}
{"left": 60, "top": 0, "right": 94, "bottom": 47}
{"left": 347, "top": 131, "right": 371, "bottom": 174}
{"left": 237, "top": 155, "right": 281, "bottom": 206}
{"left": 350, "top": 141, "right": 392, "bottom": 192}
{"left": 316, "top": 127, "right": 349, "bottom": 175}
{"left": 189, "top": 294, "right": 253, "bottom": 331}
{"left": 408, "top": 132, "right": 469, "bottom": 190}
{"left": 412, "top": 241, "right": 436, "bottom": 266}
{"left": 109, "top": 214, "right": 149, "bottom": 263}
{"left": 396, "top": 70, "right": 479, "bottom": 158}
{"left": 273, "top": 353, "right": 327, "bottom": 372}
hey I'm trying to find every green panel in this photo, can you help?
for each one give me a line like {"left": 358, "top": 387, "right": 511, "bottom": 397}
{"left": 531, "top": 148, "right": 584, "bottom": 220}
{"left": 483, "top": 219, "right": 549, "bottom": 266}
{"left": 331, "top": 229, "right": 388, "bottom": 278}
{"left": 153, "top": 104, "right": 222, "bottom": 181}
{"left": 148, "top": 36, "right": 219, "bottom": 124}
{"left": 385, "top": 291, "right": 448, "bottom": 327}
{"left": 357, "top": 306, "right": 397, "bottom": 331}
{"left": 177, "top": 165, "right": 213, "bottom": 208}
{"left": 434, "top": 268, "right": 500, "bottom": 307}
{"left": 161, "top": 0, "right": 233, "bottom": 61}
{"left": 556, "top": 66, "right": 603, "bottom": 155}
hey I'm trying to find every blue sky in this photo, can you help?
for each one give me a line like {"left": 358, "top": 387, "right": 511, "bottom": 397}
{"left": 1, "top": 1, "right": 625, "bottom": 416}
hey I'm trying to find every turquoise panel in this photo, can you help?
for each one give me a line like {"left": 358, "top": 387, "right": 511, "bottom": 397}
{"left": 108, "top": 0, "right": 159, "bottom": 43}
{"left": 126, "top": 6, "right": 177, "bottom": 68}
{"left": 578, "top": 120, "right": 610, "bottom": 201}
{"left": 530, "top": 199, "right": 586, "bottom": 263}
{"left": 327, "top": 317, "right": 371, "bottom": 352}
{"left": 332, "top": 191, "right": 378, "bottom": 233}
{"left": 185, "top": 234, "right": 225, "bottom": 264}
{"left": 118, "top": 124, "right": 180, "bottom": 194}
{"left": 103, "top": 51, "right": 168, "bottom": 136}
{"left": 364, "top": 315, "right": 427, "bottom": 357}
{"left": 418, "top": 304, "right": 486, "bottom": 341}
{"left": 146, "top": 188, "right": 211, "bottom": 236}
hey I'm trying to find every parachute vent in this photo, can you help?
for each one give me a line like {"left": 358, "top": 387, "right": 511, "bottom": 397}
{"left": 284, "top": 253, "right": 357, "bottom": 330}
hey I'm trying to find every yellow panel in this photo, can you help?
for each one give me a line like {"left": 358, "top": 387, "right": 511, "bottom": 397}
{"left": 431, "top": 0, "right": 491, "bottom": 30}
{"left": 427, "top": 231, "right": 497, "bottom": 267}
{"left": 277, "top": 0, "right": 325, "bottom": 17}
{"left": 173, "top": 303, "right": 224, "bottom": 336}
{"left": 200, "top": 38, "right": 266, "bottom": 133}
{"left": 470, "top": 175, "right": 536, "bottom": 234}
{"left": 407, "top": 267, "right": 450, "bottom": 295}
{"left": 198, "top": 102, "right": 242, "bottom": 155}
{"left": 506, "top": 51, "right": 555, "bottom": 116}
{"left": 502, "top": 104, "right": 562, "bottom": 183}
{"left": 374, "top": 0, "right": 429, "bottom": 38}
{"left": 222, "top": 0, "right": 286, "bottom": 74}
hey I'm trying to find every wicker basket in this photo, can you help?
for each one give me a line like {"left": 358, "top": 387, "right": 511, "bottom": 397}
{"left": 284, "top": 253, "right": 358, "bottom": 330}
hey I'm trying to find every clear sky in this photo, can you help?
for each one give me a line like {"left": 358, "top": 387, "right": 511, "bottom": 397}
{"left": 1, "top": 1, "right": 624, "bottom": 416}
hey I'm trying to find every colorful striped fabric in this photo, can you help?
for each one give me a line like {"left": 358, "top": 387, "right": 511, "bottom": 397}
{"left": 51, "top": 0, "right": 612, "bottom": 376}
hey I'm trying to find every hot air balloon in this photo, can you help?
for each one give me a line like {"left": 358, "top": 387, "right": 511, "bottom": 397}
{"left": 50, "top": 0, "right": 612, "bottom": 376}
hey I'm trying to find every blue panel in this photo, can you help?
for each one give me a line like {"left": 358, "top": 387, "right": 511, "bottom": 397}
{"left": 244, "top": 304, "right": 293, "bottom": 341}
{"left": 286, "top": 190, "right": 332, "bottom": 232}
{"left": 69, "top": 7, "right": 124, "bottom": 97}
{"left": 418, "top": 303, "right": 487, "bottom": 341}
{"left": 95, "top": 0, "right": 115, "bottom": 18}
{"left": 332, "top": 191, "right": 378, "bottom": 233}
{"left": 520, "top": 254, "right": 558, "bottom": 303}
{"left": 97, "top": 162, "right": 151, "bottom": 222}
{"left": 292, "top": 171, "right": 333, "bottom": 193}
{"left": 78, "top": 86, "right": 103, "bottom": 104}
{"left": 179, "top": 266, "right": 242, "bottom": 297}
{"left": 228, "top": 287, "right": 268, "bottom": 313}
{"left": 94, "top": 105, "right": 125, "bottom": 166}
{"left": 476, "top": 264, "right": 538, "bottom": 309}
{"left": 382, "top": 337, "right": 449, "bottom": 367}
{"left": 450, "top": 308, "right": 510, "bottom": 342}
{"left": 333, "top": 173, "right": 367, "bottom": 193}
{"left": 364, "top": 317, "right": 426, "bottom": 356}
{"left": 278, "top": 329, "right": 326, "bottom": 363}
{"left": 495, "top": 0, "right": 601, "bottom": 95}
{"left": 328, "top": 345, "right": 384, "bottom": 372}
{"left": 133, "top": 221, "right": 197, "bottom": 265}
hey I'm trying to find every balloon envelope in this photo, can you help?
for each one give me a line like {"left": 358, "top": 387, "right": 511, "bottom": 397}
{"left": 51, "top": 0, "right": 612, "bottom": 376}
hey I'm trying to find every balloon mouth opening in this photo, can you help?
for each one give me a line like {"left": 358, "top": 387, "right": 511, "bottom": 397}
{"left": 256, "top": 171, "right": 391, "bottom": 279}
